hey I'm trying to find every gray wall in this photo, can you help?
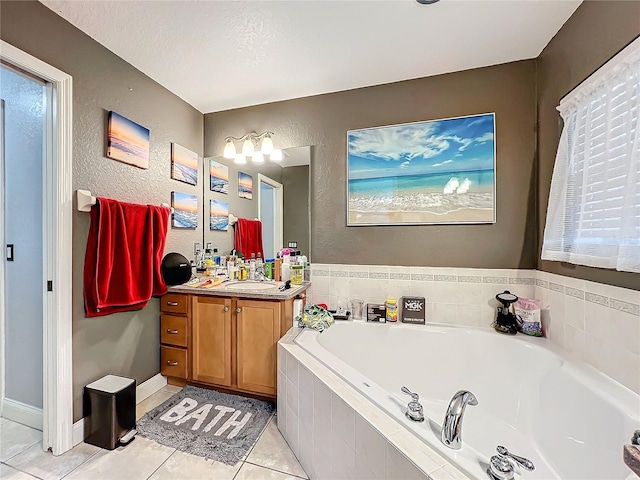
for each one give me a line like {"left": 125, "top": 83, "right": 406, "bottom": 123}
{"left": 205, "top": 60, "right": 537, "bottom": 269}
{"left": 536, "top": 0, "right": 640, "bottom": 290}
{"left": 0, "top": 1, "right": 204, "bottom": 420}
{"left": 1, "top": 66, "right": 44, "bottom": 409}
{"left": 282, "top": 165, "right": 310, "bottom": 259}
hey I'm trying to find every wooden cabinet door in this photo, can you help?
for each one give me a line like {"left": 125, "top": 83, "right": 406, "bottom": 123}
{"left": 192, "top": 296, "right": 232, "bottom": 387}
{"left": 236, "top": 300, "right": 281, "bottom": 396}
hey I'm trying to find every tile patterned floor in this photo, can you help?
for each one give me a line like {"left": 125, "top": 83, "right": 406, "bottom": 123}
{"left": 0, "top": 386, "right": 307, "bottom": 480}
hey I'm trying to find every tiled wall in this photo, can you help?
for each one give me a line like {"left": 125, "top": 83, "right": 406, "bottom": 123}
{"left": 308, "top": 264, "right": 536, "bottom": 328}
{"left": 535, "top": 271, "right": 640, "bottom": 394}
{"left": 277, "top": 330, "right": 467, "bottom": 480}
{"left": 307, "top": 264, "right": 640, "bottom": 394}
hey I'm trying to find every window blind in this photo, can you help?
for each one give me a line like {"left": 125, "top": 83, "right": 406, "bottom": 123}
{"left": 541, "top": 38, "right": 640, "bottom": 273}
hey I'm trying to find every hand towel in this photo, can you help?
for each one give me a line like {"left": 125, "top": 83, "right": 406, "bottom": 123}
{"left": 84, "top": 197, "right": 170, "bottom": 317}
{"left": 234, "top": 218, "right": 264, "bottom": 260}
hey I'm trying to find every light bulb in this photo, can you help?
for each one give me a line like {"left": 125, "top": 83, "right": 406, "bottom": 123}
{"left": 253, "top": 151, "right": 264, "bottom": 163}
{"left": 242, "top": 138, "right": 254, "bottom": 157}
{"left": 261, "top": 135, "right": 274, "bottom": 155}
{"left": 234, "top": 154, "right": 247, "bottom": 165}
{"left": 270, "top": 149, "right": 283, "bottom": 161}
{"left": 223, "top": 140, "right": 236, "bottom": 159}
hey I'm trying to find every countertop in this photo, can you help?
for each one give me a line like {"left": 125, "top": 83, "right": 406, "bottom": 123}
{"left": 167, "top": 280, "right": 310, "bottom": 300}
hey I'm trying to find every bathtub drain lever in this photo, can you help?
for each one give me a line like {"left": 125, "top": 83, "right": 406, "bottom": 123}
{"left": 401, "top": 386, "right": 425, "bottom": 422}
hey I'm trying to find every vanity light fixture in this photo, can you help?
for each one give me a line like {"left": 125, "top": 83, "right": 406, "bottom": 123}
{"left": 223, "top": 131, "right": 282, "bottom": 164}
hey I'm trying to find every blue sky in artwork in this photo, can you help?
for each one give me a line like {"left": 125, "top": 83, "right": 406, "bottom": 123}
{"left": 348, "top": 113, "right": 495, "bottom": 180}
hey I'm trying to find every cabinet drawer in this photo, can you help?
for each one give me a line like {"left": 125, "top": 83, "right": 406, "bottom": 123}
{"left": 160, "top": 314, "right": 188, "bottom": 347}
{"left": 161, "top": 294, "right": 188, "bottom": 315}
{"left": 161, "top": 346, "right": 188, "bottom": 379}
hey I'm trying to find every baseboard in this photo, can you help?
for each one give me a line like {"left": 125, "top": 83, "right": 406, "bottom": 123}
{"left": 2, "top": 398, "right": 43, "bottom": 430}
{"left": 136, "top": 373, "right": 167, "bottom": 403}
{"left": 71, "top": 374, "right": 167, "bottom": 446}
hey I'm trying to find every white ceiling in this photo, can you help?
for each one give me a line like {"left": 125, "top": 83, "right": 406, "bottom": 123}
{"left": 41, "top": 0, "right": 582, "bottom": 114}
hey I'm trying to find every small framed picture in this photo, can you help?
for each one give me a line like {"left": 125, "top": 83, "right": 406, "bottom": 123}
{"left": 171, "top": 143, "right": 198, "bottom": 186}
{"left": 171, "top": 191, "right": 198, "bottom": 229}
{"left": 210, "top": 199, "right": 229, "bottom": 231}
{"left": 238, "top": 172, "right": 253, "bottom": 199}
{"left": 107, "top": 111, "right": 150, "bottom": 169}
{"left": 210, "top": 159, "right": 229, "bottom": 194}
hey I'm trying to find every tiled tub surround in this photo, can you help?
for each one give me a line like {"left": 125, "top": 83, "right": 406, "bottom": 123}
{"left": 282, "top": 323, "right": 639, "bottom": 480}
{"left": 277, "top": 329, "right": 464, "bottom": 480}
{"left": 307, "top": 264, "right": 639, "bottom": 395}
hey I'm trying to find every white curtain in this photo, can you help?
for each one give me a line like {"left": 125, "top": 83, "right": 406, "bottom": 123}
{"left": 541, "top": 39, "right": 640, "bottom": 273}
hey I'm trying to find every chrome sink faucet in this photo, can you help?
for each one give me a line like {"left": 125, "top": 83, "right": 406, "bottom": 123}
{"left": 441, "top": 390, "right": 478, "bottom": 449}
{"left": 401, "top": 387, "right": 425, "bottom": 422}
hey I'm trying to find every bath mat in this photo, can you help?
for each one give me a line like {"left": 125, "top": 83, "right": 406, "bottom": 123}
{"left": 136, "top": 386, "right": 274, "bottom": 465}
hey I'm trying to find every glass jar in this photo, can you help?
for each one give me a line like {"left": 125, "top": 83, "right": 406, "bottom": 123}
{"left": 385, "top": 299, "right": 398, "bottom": 322}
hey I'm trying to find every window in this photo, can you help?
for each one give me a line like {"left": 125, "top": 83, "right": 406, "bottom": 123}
{"left": 541, "top": 38, "right": 640, "bottom": 273}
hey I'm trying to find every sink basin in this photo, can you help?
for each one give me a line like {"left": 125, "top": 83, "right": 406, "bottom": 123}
{"left": 223, "top": 281, "right": 278, "bottom": 291}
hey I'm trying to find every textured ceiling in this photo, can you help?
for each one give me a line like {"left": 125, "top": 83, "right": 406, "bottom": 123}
{"left": 41, "top": 0, "right": 582, "bottom": 114}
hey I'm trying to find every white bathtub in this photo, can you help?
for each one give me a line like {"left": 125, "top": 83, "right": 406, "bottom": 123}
{"left": 294, "top": 322, "right": 639, "bottom": 480}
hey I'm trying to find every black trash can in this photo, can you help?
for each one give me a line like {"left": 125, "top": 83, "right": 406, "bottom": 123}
{"left": 84, "top": 375, "right": 136, "bottom": 450}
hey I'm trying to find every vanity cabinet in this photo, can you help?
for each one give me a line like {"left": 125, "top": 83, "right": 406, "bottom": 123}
{"left": 160, "top": 292, "right": 297, "bottom": 399}
{"left": 192, "top": 296, "right": 232, "bottom": 387}
{"left": 159, "top": 294, "right": 190, "bottom": 379}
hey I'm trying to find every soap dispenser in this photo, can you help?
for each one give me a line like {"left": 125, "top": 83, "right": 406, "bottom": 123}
{"left": 493, "top": 291, "right": 519, "bottom": 335}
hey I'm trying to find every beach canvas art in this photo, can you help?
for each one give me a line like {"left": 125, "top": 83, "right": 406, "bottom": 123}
{"left": 210, "top": 199, "right": 229, "bottom": 231}
{"left": 107, "top": 111, "right": 150, "bottom": 169}
{"left": 171, "top": 191, "right": 198, "bottom": 229}
{"left": 210, "top": 159, "right": 229, "bottom": 194}
{"left": 347, "top": 113, "right": 496, "bottom": 226}
{"left": 238, "top": 172, "right": 253, "bottom": 200}
{"left": 171, "top": 143, "right": 198, "bottom": 186}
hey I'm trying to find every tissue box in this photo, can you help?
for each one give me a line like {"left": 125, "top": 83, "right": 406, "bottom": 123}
{"left": 401, "top": 296, "right": 425, "bottom": 324}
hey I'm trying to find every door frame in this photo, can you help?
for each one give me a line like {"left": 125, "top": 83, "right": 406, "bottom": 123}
{"left": 0, "top": 40, "right": 73, "bottom": 455}
{"left": 257, "top": 173, "right": 283, "bottom": 256}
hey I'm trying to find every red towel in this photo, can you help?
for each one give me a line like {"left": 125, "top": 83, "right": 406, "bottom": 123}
{"left": 234, "top": 218, "right": 264, "bottom": 259}
{"left": 83, "top": 197, "right": 170, "bottom": 317}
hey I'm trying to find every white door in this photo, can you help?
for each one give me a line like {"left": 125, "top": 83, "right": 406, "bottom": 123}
{"left": 257, "top": 174, "right": 283, "bottom": 259}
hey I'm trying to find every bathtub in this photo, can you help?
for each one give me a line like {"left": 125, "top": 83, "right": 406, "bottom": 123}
{"left": 292, "top": 322, "right": 639, "bottom": 479}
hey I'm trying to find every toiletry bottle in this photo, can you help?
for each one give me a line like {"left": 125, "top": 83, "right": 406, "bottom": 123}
{"left": 204, "top": 249, "right": 214, "bottom": 275}
{"left": 213, "top": 248, "right": 220, "bottom": 265}
{"left": 256, "top": 253, "right": 264, "bottom": 279}
{"left": 274, "top": 258, "right": 282, "bottom": 281}
{"left": 281, "top": 252, "right": 291, "bottom": 282}
{"left": 249, "top": 253, "right": 256, "bottom": 280}
{"left": 385, "top": 299, "right": 398, "bottom": 322}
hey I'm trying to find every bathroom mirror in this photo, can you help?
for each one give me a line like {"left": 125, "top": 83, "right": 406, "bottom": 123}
{"left": 202, "top": 146, "right": 311, "bottom": 261}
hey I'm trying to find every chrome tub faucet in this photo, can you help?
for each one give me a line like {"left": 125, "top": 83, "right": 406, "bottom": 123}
{"left": 488, "top": 446, "right": 535, "bottom": 480}
{"left": 401, "top": 387, "right": 425, "bottom": 422}
{"left": 441, "top": 390, "right": 478, "bottom": 449}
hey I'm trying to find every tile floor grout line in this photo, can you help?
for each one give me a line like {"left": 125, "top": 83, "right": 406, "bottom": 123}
{"left": 2, "top": 438, "right": 42, "bottom": 464}
{"left": 2, "top": 462, "right": 43, "bottom": 480}
{"left": 243, "top": 412, "right": 276, "bottom": 461}
{"left": 59, "top": 447, "right": 104, "bottom": 480}
{"left": 144, "top": 447, "right": 178, "bottom": 480}
{"left": 231, "top": 460, "right": 245, "bottom": 480}
{"left": 243, "top": 460, "right": 308, "bottom": 479}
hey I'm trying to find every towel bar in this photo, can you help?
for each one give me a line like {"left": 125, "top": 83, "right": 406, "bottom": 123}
{"left": 228, "top": 213, "right": 259, "bottom": 225}
{"left": 76, "top": 189, "right": 174, "bottom": 213}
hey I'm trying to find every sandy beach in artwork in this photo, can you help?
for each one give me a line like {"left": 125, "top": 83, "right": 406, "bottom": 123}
{"left": 348, "top": 190, "right": 495, "bottom": 224}
{"left": 349, "top": 207, "right": 494, "bottom": 225}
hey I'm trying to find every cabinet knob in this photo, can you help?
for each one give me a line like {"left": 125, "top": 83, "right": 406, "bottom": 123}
{"left": 166, "top": 329, "right": 179, "bottom": 334}
{"left": 167, "top": 360, "right": 179, "bottom": 366}
{"left": 236, "top": 307, "right": 242, "bottom": 313}
{"left": 167, "top": 301, "right": 179, "bottom": 306}
{"left": 223, "top": 306, "right": 229, "bottom": 312}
